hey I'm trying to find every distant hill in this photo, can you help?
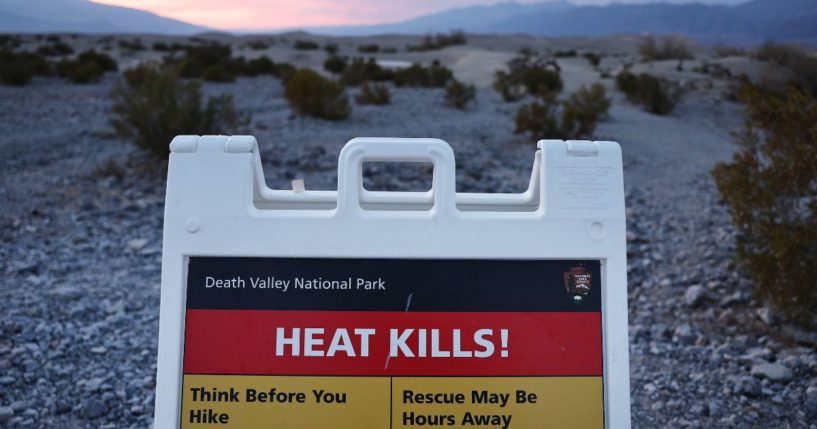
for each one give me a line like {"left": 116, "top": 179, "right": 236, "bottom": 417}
{"left": 309, "top": 0, "right": 817, "bottom": 45}
{"left": 0, "top": 0, "right": 209, "bottom": 34}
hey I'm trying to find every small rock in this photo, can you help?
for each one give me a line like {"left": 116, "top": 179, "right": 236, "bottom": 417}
{"left": 684, "top": 285, "right": 707, "bottom": 307}
{"left": 81, "top": 400, "right": 108, "bottom": 419}
{"left": 756, "top": 306, "right": 775, "bottom": 326}
{"left": 0, "top": 376, "right": 14, "bottom": 385}
{"left": 127, "top": 238, "right": 149, "bottom": 250}
{"left": 751, "top": 363, "right": 793, "bottom": 382}
{"left": 735, "top": 376, "right": 760, "bottom": 397}
{"left": 0, "top": 407, "right": 14, "bottom": 422}
{"left": 689, "top": 403, "right": 708, "bottom": 416}
{"left": 90, "top": 346, "right": 107, "bottom": 354}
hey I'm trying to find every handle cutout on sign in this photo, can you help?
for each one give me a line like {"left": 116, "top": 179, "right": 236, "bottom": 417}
{"left": 362, "top": 162, "right": 434, "bottom": 192}
{"left": 337, "top": 138, "right": 457, "bottom": 215}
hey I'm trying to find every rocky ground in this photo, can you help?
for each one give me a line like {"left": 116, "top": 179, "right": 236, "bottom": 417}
{"left": 1, "top": 34, "right": 817, "bottom": 428}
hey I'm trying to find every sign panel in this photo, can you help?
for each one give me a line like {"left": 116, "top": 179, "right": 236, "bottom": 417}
{"left": 154, "top": 136, "right": 630, "bottom": 428}
{"left": 180, "top": 257, "right": 603, "bottom": 427}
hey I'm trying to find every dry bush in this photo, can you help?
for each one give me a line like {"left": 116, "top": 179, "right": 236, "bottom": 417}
{"left": 514, "top": 94, "right": 562, "bottom": 139}
{"left": 444, "top": 79, "right": 475, "bottom": 109}
{"left": 515, "top": 84, "right": 610, "bottom": 139}
{"left": 55, "top": 50, "right": 117, "bottom": 84}
{"left": 754, "top": 42, "right": 817, "bottom": 96}
{"left": 616, "top": 71, "right": 680, "bottom": 115}
{"left": 493, "top": 50, "right": 563, "bottom": 102}
{"left": 340, "top": 58, "right": 393, "bottom": 86}
{"left": 355, "top": 81, "right": 390, "bottom": 105}
{"left": 323, "top": 44, "right": 339, "bottom": 55}
{"left": 37, "top": 41, "right": 74, "bottom": 56}
{"left": 118, "top": 38, "right": 145, "bottom": 51}
{"left": 583, "top": 52, "right": 601, "bottom": 68}
{"left": 561, "top": 83, "right": 611, "bottom": 137}
{"left": 245, "top": 40, "right": 270, "bottom": 50}
{"left": 394, "top": 61, "right": 452, "bottom": 87}
{"left": 358, "top": 44, "right": 380, "bottom": 53}
{"left": 284, "top": 68, "right": 350, "bottom": 120}
{"left": 0, "top": 50, "right": 51, "bottom": 86}
{"left": 407, "top": 30, "right": 466, "bottom": 52}
{"left": 324, "top": 55, "right": 347, "bottom": 74}
{"left": 110, "top": 64, "right": 244, "bottom": 157}
{"left": 712, "top": 44, "right": 746, "bottom": 58}
{"left": 639, "top": 35, "right": 693, "bottom": 61}
{"left": 242, "top": 57, "right": 277, "bottom": 76}
{"left": 293, "top": 40, "right": 319, "bottom": 50}
{"left": 712, "top": 84, "right": 817, "bottom": 326}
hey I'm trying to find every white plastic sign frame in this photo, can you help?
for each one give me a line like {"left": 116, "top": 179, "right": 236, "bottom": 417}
{"left": 154, "top": 136, "right": 630, "bottom": 428}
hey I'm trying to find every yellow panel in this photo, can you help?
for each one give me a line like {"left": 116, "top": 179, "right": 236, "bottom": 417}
{"left": 180, "top": 375, "right": 390, "bottom": 428}
{"left": 392, "top": 377, "right": 604, "bottom": 429}
{"left": 180, "top": 375, "right": 603, "bottom": 428}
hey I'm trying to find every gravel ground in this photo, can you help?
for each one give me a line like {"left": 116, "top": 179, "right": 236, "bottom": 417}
{"left": 1, "top": 73, "right": 817, "bottom": 428}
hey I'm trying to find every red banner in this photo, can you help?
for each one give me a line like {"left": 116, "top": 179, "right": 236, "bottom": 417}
{"left": 183, "top": 310, "right": 602, "bottom": 376}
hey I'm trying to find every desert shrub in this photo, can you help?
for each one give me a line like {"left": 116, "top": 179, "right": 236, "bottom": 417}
{"left": 110, "top": 64, "right": 244, "bottom": 157}
{"left": 515, "top": 94, "right": 562, "bottom": 139}
{"left": 521, "top": 68, "right": 562, "bottom": 97}
{"left": 293, "top": 40, "right": 319, "bottom": 50}
{"left": 615, "top": 70, "right": 639, "bottom": 102}
{"left": 45, "top": 35, "right": 61, "bottom": 43}
{"left": 323, "top": 43, "right": 338, "bottom": 55}
{"left": 583, "top": 52, "right": 601, "bottom": 67}
{"left": 634, "top": 73, "right": 679, "bottom": 114}
{"left": 0, "top": 51, "right": 34, "bottom": 86}
{"left": 616, "top": 71, "right": 679, "bottom": 115}
{"left": 324, "top": 55, "right": 347, "bottom": 74}
{"left": 340, "top": 58, "right": 394, "bottom": 86}
{"left": 493, "top": 50, "right": 563, "bottom": 101}
{"left": 118, "top": 38, "right": 145, "bottom": 51}
{"left": 394, "top": 61, "right": 452, "bottom": 87}
{"left": 164, "top": 43, "right": 240, "bottom": 82}
{"left": 493, "top": 71, "right": 525, "bottom": 102}
{"left": 275, "top": 63, "right": 296, "bottom": 82}
{"left": 358, "top": 44, "right": 379, "bottom": 53}
{"left": 713, "top": 45, "right": 746, "bottom": 58}
{"left": 639, "top": 34, "right": 693, "bottom": 61}
{"left": 355, "top": 81, "right": 390, "bottom": 105}
{"left": 153, "top": 42, "right": 187, "bottom": 52}
{"left": 37, "top": 41, "right": 74, "bottom": 56}
{"left": 283, "top": 68, "right": 350, "bottom": 120}
{"left": 407, "top": 30, "right": 466, "bottom": 52}
{"left": 515, "top": 84, "right": 610, "bottom": 139}
{"left": 383, "top": 47, "right": 398, "bottom": 54}
{"left": 245, "top": 40, "right": 269, "bottom": 50}
{"left": 554, "top": 49, "right": 577, "bottom": 58}
{"left": 242, "top": 56, "right": 275, "bottom": 76}
{"left": 754, "top": 42, "right": 817, "bottom": 96}
{"left": 560, "top": 83, "right": 611, "bottom": 137}
{"left": 444, "top": 79, "right": 475, "bottom": 109}
{"left": 0, "top": 35, "right": 22, "bottom": 49}
{"left": 0, "top": 50, "right": 51, "bottom": 85}
{"left": 712, "top": 84, "right": 817, "bottom": 326}
{"left": 56, "top": 50, "right": 117, "bottom": 84}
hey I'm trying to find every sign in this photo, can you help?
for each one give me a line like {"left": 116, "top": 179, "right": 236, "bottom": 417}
{"left": 154, "top": 136, "right": 630, "bottom": 428}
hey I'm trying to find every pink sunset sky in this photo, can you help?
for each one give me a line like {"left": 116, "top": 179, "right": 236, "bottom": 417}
{"left": 90, "top": 0, "right": 599, "bottom": 30}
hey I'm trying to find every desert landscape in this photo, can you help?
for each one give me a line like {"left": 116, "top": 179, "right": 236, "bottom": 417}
{"left": 1, "top": 29, "right": 816, "bottom": 428}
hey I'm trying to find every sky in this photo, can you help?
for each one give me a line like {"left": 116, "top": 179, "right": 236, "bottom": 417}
{"left": 92, "top": 0, "right": 746, "bottom": 31}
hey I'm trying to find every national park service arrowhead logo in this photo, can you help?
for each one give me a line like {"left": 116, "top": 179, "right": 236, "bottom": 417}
{"left": 563, "top": 266, "right": 592, "bottom": 305}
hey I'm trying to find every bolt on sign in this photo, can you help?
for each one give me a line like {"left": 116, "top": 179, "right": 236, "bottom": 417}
{"left": 154, "top": 136, "right": 630, "bottom": 428}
